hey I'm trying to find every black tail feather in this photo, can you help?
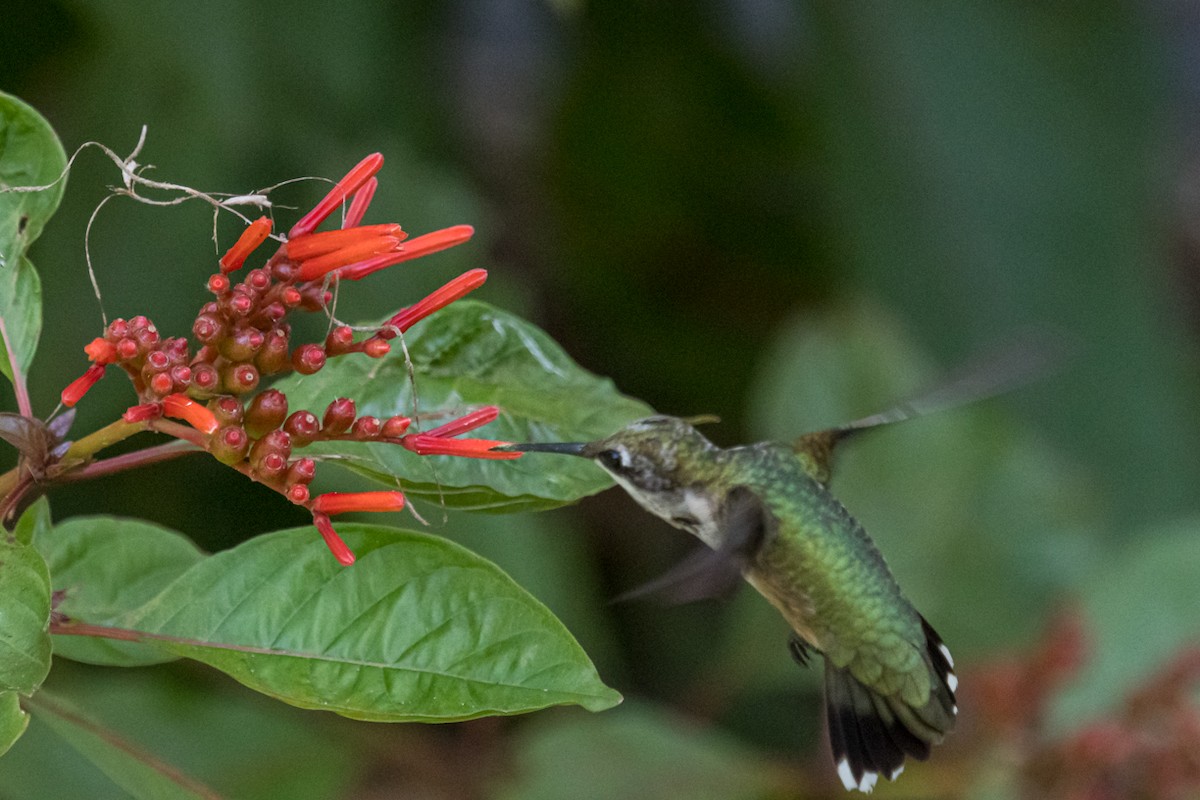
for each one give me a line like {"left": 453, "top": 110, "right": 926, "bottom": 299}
{"left": 819, "top": 616, "right": 958, "bottom": 792}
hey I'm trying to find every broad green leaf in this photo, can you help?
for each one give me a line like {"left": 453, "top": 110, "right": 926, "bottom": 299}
{"left": 34, "top": 517, "right": 205, "bottom": 666}
{"left": 1050, "top": 515, "right": 1200, "bottom": 730}
{"left": 493, "top": 702, "right": 784, "bottom": 800}
{"left": 1, "top": 663, "right": 356, "bottom": 800}
{"left": 26, "top": 691, "right": 221, "bottom": 800}
{"left": 0, "top": 91, "right": 66, "bottom": 382}
{"left": 0, "top": 690, "right": 29, "bottom": 757}
{"left": 274, "top": 300, "right": 651, "bottom": 511}
{"left": 13, "top": 496, "right": 51, "bottom": 547}
{"left": 121, "top": 523, "right": 620, "bottom": 721}
{"left": 0, "top": 537, "right": 51, "bottom": 694}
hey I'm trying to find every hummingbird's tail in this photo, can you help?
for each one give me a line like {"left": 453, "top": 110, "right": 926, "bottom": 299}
{"left": 822, "top": 616, "right": 958, "bottom": 793}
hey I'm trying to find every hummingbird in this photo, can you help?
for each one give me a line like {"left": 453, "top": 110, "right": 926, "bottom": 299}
{"left": 498, "top": 342, "right": 1047, "bottom": 792}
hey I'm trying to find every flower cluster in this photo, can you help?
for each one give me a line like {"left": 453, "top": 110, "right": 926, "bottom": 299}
{"left": 61, "top": 153, "right": 520, "bottom": 564}
{"left": 970, "top": 609, "right": 1200, "bottom": 798}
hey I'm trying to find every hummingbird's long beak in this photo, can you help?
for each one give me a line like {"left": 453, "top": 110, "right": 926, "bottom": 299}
{"left": 491, "top": 442, "right": 589, "bottom": 456}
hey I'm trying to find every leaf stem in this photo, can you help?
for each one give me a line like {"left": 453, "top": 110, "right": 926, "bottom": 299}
{"left": 0, "top": 317, "right": 32, "bottom": 418}
{"left": 0, "top": 418, "right": 205, "bottom": 516}
{"left": 54, "top": 439, "right": 199, "bottom": 483}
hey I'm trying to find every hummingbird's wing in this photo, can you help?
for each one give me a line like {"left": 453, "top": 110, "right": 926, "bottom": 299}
{"left": 613, "top": 486, "right": 773, "bottom": 605}
{"left": 793, "top": 334, "right": 1058, "bottom": 484}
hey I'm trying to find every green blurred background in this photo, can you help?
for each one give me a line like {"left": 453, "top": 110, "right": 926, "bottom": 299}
{"left": 4, "top": 1, "right": 1200, "bottom": 797}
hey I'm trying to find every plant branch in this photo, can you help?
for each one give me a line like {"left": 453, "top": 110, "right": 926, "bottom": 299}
{"left": 54, "top": 439, "right": 199, "bottom": 483}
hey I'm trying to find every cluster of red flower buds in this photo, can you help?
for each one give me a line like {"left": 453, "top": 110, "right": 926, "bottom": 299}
{"left": 60, "top": 153, "right": 520, "bottom": 564}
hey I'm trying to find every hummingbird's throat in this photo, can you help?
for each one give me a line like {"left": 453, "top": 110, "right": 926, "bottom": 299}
{"left": 609, "top": 474, "right": 722, "bottom": 549}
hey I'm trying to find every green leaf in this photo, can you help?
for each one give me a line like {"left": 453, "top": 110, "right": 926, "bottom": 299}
{"left": 13, "top": 496, "right": 51, "bottom": 547}
{"left": 34, "top": 517, "right": 205, "bottom": 666}
{"left": 26, "top": 691, "right": 222, "bottom": 800}
{"left": 120, "top": 523, "right": 620, "bottom": 721}
{"left": 0, "top": 91, "right": 66, "bottom": 383}
{"left": 274, "top": 300, "right": 651, "bottom": 511}
{"left": 493, "top": 702, "right": 784, "bottom": 800}
{"left": 0, "top": 537, "right": 51, "bottom": 694}
{"left": 0, "top": 690, "right": 29, "bottom": 757}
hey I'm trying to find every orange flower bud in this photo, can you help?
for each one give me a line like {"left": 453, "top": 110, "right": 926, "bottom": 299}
{"left": 313, "top": 512, "right": 356, "bottom": 565}
{"left": 313, "top": 490, "right": 406, "bottom": 515}
{"left": 424, "top": 406, "right": 499, "bottom": 438}
{"left": 219, "top": 216, "right": 272, "bottom": 274}
{"left": 289, "top": 153, "right": 384, "bottom": 238}
{"left": 375, "top": 269, "right": 487, "bottom": 340}
{"left": 162, "top": 393, "right": 219, "bottom": 434}
{"left": 61, "top": 364, "right": 107, "bottom": 407}
{"left": 344, "top": 177, "right": 377, "bottom": 229}
{"left": 400, "top": 434, "right": 520, "bottom": 460}
{"left": 338, "top": 225, "right": 475, "bottom": 281}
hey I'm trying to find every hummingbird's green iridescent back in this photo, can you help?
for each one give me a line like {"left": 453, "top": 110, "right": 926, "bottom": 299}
{"left": 723, "top": 442, "right": 934, "bottom": 702}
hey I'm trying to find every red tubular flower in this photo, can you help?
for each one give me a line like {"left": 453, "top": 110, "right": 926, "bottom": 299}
{"left": 162, "top": 393, "right": 220, "bottom": 435}
{"left": 344, "top": 177, "right": 377, "bottom": 229}
{"left": 374, "top": 269, "right": 488, "bottom": 340}
{"left": 423, "top": 406, "right": 499, "bottom": 438}
{"left": 62, "top": 364, "right": 107, "bottom": 408}
{"left": 338, "top": 225, "right": 475, "bottom": 281}
{"left": 289, "top": 153, "right": 385, "bottom": 238}
{"left": 400, "top": 434, "right": 521, "bottom": 460}
{"left": 313, "top": 490, "right": 406, "bottom": 515}
{"left": 285, "top": 223, "right": 404, "bottom": 262}
{"left": 294, "top": 234, "right": 403, "bottom": 281}
{"left": 313, "top": 512, "right": 356, "bottom": 566}
{"left": 219, "top": 216, "right": 273, "bottom": 274}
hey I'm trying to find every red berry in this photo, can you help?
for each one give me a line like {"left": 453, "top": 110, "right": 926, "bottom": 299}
{"left": 210, "top": 395, "right": 245, "bottom": 425}
{"left": 191, "top": 363, "right": 219, "bottom": 394}
{"left": 283, "top": 410, "right": 320, "bottom": 446}
{"left": 211, "top": 425, "right": 250, "bottom": 465}
{"left": 245, "top": 389, "right": 289, "bottom": 438}
{"left": 255, "top": 329, "right": 290, "bottom": 374}
{"left": 291, "top": 344, "right": 326, "bottom": 375}
{"left": 287, "top": 457, "right": 317, "bottom": 485}
{"left": 351, "top": 416, "right": 381, "bottom": 439}
{"left": 322, "top": 398, "right": 356, "bottom": 435}
{"left": 221, "top": 362, "right": 260, "bottom": 394}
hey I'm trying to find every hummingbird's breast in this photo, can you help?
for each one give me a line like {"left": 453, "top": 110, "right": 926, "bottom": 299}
{"left": 728, "top": 443, "right": 920, "bottom": 659}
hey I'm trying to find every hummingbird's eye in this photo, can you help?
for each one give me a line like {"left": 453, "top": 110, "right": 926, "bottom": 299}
{"left": 597, "top": 448, "right": 627, "bottom": 472}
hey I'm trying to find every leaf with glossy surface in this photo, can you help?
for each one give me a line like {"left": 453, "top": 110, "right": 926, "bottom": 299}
{"left": 120, "top": 523, "right": 620, "bottom": 721}
{"left": 274, "top": 300, "right": 651, "bottom": 511}
{"left": 34, "top": 517, "right": 205, "bottom": 666}
{"left": 0, "top": 537, "right": 51, "bottom": 694}
{"left": 0, "top": 92, "right": 66, "bottom": 382}
{"left": 26, "top": 691, "right": 222, "bottom": 800}
{"left": 0, "top": 690, "right": 29, "bottom": 757}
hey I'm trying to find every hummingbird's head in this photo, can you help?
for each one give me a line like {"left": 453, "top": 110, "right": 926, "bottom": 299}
{"left": 500, "top": 416, "right": 721, "bottom": 535}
